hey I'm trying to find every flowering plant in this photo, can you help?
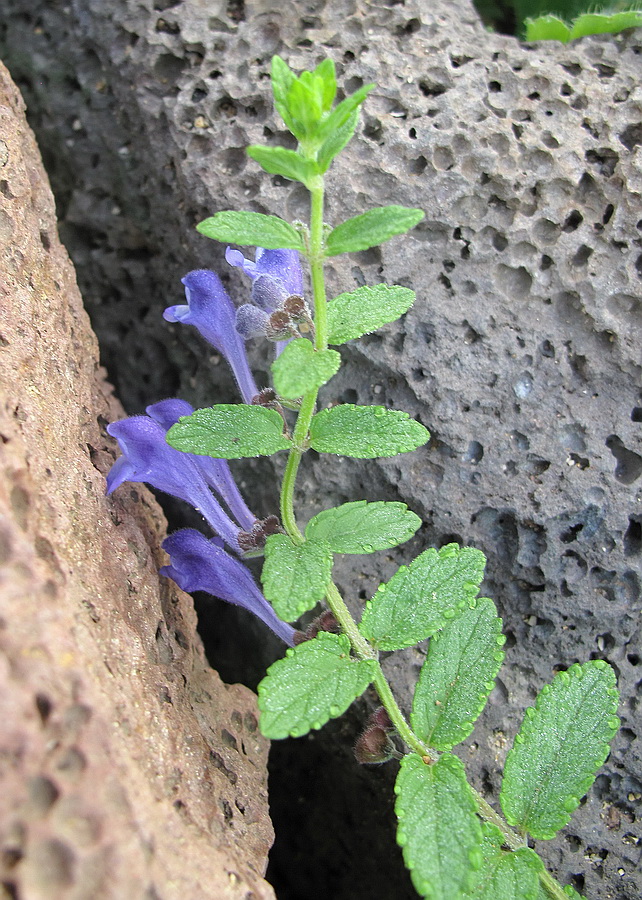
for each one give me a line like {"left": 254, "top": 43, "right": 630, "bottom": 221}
{"left": 107, "top": 57, "right": 619, "bottom": 900}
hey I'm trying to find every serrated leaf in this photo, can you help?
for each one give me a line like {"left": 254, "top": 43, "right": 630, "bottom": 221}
{"left": 500, "top": 660, "right": 620, "bottom": 840}
{"left": 327, "top": 284, "right": 415, "bottom": 344}
{"left": 258, "top": 632, "right": 376, "bottom": 739}
{"left": 262, "top": 534, "right": 333, "bottom": 622}
{"left": 570, "top": 11, "right": 642, "bottom": 40}
{"left": 524, "top": 15, "right": 571, "bottom": 42}
{"left": 316, "top": 83, "right": 374, "bottom": 144}
{"left": 247, "top": 145, "right": 319, "bottom": 185}
{"left": 271, "top": 56, "right": 296, "bottom": 112}
{"left": 305, "top": 500, "right": 421, "bottom": 554}
{"left": 286, "top": 78, "right": 322, "bottom": 137}
{"left": 411, "top": 598, "right": 505, "bottom": 750}
{"left": 317, "top": 110, "right": 358, "bottom": 173}
{"left": 395, "top": 753, "right": 482, "bottom": 900}
{"left": 309, "top": 404, "right": 429, "bottom": 458}
{"left": 196, "top": 211, "right": 303, "bottom": 250}
{"left": 313, "top": 57, "right": 337, "bottom": 111}
{"left": 360, "top": 544, "right": 486, "bottom": 651}
{"left": 166, "top": 405, "right": 292, "bottom": 459}
{"left": 325, "top": 206, "right": 425, "bottom": 256}
{"left": 271, "top": 339, "right": 341, "bottom": 399}
{"left": 462, "top": 821, "right": 543, "bottom": 900}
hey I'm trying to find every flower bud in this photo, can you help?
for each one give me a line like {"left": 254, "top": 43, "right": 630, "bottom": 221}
{"left": 354, "top": 725, "right": 396, "bottom": 765}
{"left": 368, "top": 706, "right": 394, "bottom": 732}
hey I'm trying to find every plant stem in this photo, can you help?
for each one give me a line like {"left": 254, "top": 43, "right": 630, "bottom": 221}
{"left": 279, "top": 175, "right": 328, "bottom": 541}
{"left": 308, "top": 177, "right": 328, "bottom": 349}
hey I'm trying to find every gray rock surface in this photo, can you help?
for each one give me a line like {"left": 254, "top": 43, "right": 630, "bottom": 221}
{"left": 0, "top": 59, "right": 275, "bottom": 900}
{"left": 1, "top": 1, "right": 640, "bottom": 897}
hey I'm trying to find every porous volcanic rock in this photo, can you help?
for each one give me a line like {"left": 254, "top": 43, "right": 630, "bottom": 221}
{"left": 1, "top": 2, "right": 641, "bottom": 898}
{"left": 0, "top": 61, "right": 275, "bottom": 900}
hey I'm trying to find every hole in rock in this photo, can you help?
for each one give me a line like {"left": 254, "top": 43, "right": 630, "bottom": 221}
{"left": 606, "top": 435, "right": 642, "bottom": 485}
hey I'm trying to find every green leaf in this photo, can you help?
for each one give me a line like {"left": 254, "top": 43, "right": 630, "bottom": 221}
{"left": 325, "top": 206, "right": 425, "bottom": 256}
{"left": 395, "top": 753, "right": 482, "bottom": 900}
{"left": 258, "top": 632, "right": 376, "bottom": 739}
{"left": 286, "top": 78, "right": 322, "bottom": 137}
{"left": 271, "top": 56, "right": 296, "bottom": 114}
{"left": 313, "top": 57, "right": 337, "bottom": 111}
{"left": 271, "top": 339, "right": 341, "bottom": 400}
{"left": 305, "top": 500, "right": 421, "bottom": 554}
{"left": 316, "top": 83, "right": 375, "bottom": 144}
{"left": 166, "top": 405, "right": 292, "bottom": 459}
{"left": 524, "top": 15, "right": 571, "bottom": 42}
{"left": 462, "top": 823, "right": 543, "bottom": 899}
{"left": 247, "top": 145, "right": 319, "bottom": 185}
{"left": 570, "top": 11, "right": 642, "bottom": 39}
{"left": 317, "top": 110, "right": 358, "bottom": 172}
{"left": 360, "top": 544, "right": 487, "bottom": 651}
{"left": 411, "top": 598, "right": 505, "bottom": 750}
{"left": 309, "top": 404, "right": 429, "bottom": 458}
{"left": 196, "top": 211, "right": 303, "bottom": 250}
{"left": 262, "top": 534, "right": 333, "bottom": 622}
{"left": 327, "top": 284, "right": 415, "bottom": 344}
{"left": 562, "top": 888, "right": 587, "bottom": 900}
{"left": 500, "top": 660, "right": 620, "bottom": 840}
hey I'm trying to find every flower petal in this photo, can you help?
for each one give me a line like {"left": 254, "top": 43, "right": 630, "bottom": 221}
{"left": 164, "top": 270, "right": 258, "bottom": 404}
{"left": 106, "top": 415, "right": 242, "bottom": 551}
{"left": 161, "top": 529, "right": 295, "bottom": 645}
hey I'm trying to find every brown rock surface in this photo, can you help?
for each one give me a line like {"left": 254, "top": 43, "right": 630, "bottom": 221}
{"left": 0, "top": 61, "right": 275, "bottom": 900}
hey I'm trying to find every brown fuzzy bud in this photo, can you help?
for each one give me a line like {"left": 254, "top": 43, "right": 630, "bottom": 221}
{"left": 252, "top": 387, "right": 278, "bottom": 406}
{"left": 304, "top": 610, "right": 341, "bottom": 641}
{"left": 282, "top": 295, "right": 307, "bottom": 320}
{"left": 237, "top": 515, "right": 285, "bottom": 552}
{"left": 354, "top": 725, "right": 396, "bottom": 765}
{"left": 266, "top": 310, "right": 296, "bottom": 341}
{"left": 368, "top": 706, "right": 394, "bottom": 732}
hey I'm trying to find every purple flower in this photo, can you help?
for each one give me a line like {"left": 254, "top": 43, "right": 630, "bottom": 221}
{"left": 146, "top": 399, "right": 256, "bottom": 532}
{"left": 161, "top": 529, "right": 296, "bottom": 646}
{"left": 225, "top": 248, "right": 304, "bottom": 312}
{"left": 163, "top": 269, "right": 258, "bottom": 404}
{"left": 226, "top": 248, "right": 307, "bottom": 351}
{"left": 106, "top": 414, "right": 243, "bottom": 553}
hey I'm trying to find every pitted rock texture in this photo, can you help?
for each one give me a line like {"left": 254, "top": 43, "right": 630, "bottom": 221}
{"left": 1, "top": 2, "right": 641, "bottom": 898}
{"left": 0, "top": 61, "right": 275, "bottom": 900}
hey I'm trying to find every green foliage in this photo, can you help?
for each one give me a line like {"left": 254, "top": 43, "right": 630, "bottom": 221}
{"left": 196, "top": 211, "right": 304, "bottom": 250}
{"left": 317, "top": 110, "right": 359, "bottom": 172}
{"left": 269, "top": 55, "right": 372, "bottom": 160}
{"left": 305, "top": 500, "right": 421, "bottom": 554}
{"left": 500, "top": 660, "right": 620, "bottom": 839}
{"left": 166, "top": 405, "right": 292, "bottom": 458}
{"left": 325, "top": 206, "right": 425, "bottom": 256}
{"left": 271, "top": 339, "right": 341, "bottom": 399}
{"left": 181, "top": 52, "right": 621, "bottom": 900}
{"left": 475, "top": 0, "right": 642, "bottom": 39}
{"left": 462, "top": 823, "right": 543, "bottom": 899}
{"left": 309, "top": 404, "right": 430, "bottom": 458}
{"left": 258, "top": 632, "right": 376, "bottom": 739}
{"left": 326, "top": 284, "right": 415, "bottom": 345}
{"left": 411, "top": 598, "right": 505, "bottom": 750}
{"left": 262, "top": 534, "right": 333, "bottom": 621}
{"left": 395, "top": 753, "right": 483, "bottom": 900}
{"left": 525, "top": 8, "right": 642, "bottom": 41}
{"left": 359, "top": 544, "right": 487, "bottom": 651}
{"left": 246, "top": 145, "right": 319, "bottom": 186}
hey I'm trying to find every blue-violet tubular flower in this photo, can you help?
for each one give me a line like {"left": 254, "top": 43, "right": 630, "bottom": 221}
{"left": 163, "top": 269, "right": 258, "bottom": 404}
{"left": 106, "top": 414, "right": 243, "bottom": 553}
{"left": 161, "top": 529, "right": 295, "bottom": 646}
